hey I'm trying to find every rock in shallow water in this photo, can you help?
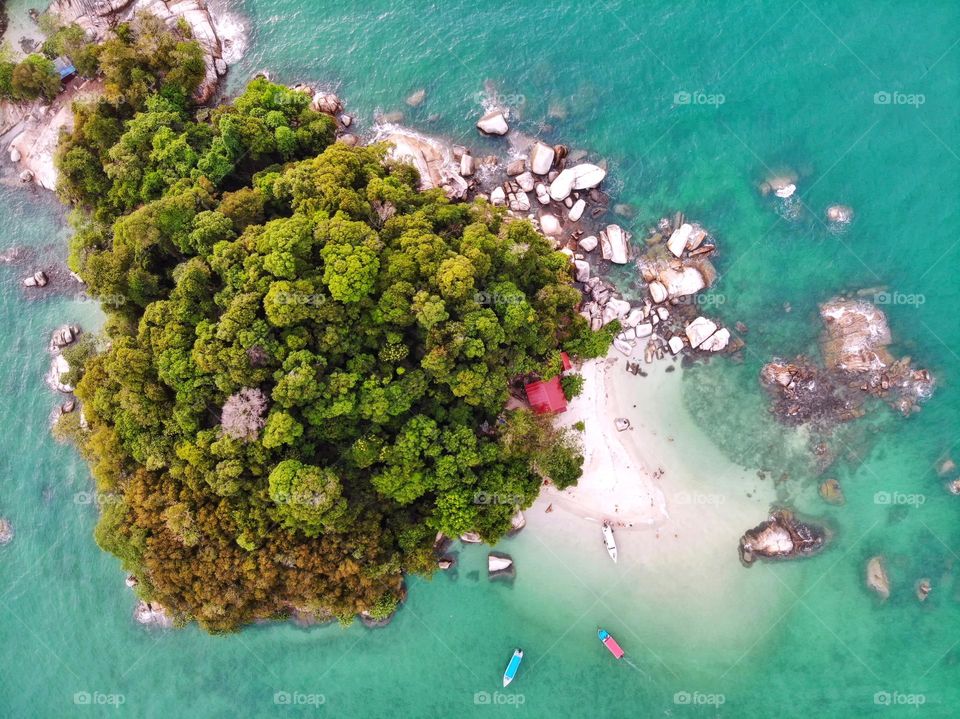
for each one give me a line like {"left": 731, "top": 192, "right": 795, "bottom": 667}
{"left": 739, "top": 510, "right": 827, "bottom": 566}
{"left": 866, "top": 556, "right": 890, "bottom": 599}
{"left": 0, "top": 517, "right": 13, "bottom": 545}
{"left": 476, "top": 110, "right": 509, "bottom": 136}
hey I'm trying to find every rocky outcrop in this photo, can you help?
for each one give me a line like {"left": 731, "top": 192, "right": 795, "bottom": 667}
{"left": 376, "top": 126, "right": 469, "bottom": 200}
{"left": 762, "top": 298, "right": 934, "bottom": 425}
{"left": 459, "top": 532, "right": 482, "bottom": 544}
{"left": 50, "top": 355, "right": 74, "bottom": 393}
{"left": 820, "top": 299, "right": 893, "bottom": 373}
{"left": 866, "top": 556, "right": 890, "bottom": 599}
{"left": 133, "top": 600, "right": 174, "bottom": 628}
{"left": 50, "top": 0, "right": 246, "bottom": 104}
{"left": 916, "top": 578, "right": 931, "bottom": 602}
{"left": 738, "top": 510, "right": 827, "bottom": 566}
{"left": 51, "top": 325, "right": 80, "bottom": 350}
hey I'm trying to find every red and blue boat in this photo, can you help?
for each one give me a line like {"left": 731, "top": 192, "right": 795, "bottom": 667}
{"left": 598, "top": 628, "right": 625, "bottom": 659}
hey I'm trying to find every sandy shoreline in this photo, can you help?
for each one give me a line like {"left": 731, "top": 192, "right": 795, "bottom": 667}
{"left": 541, "top": 353, "right": 670, "bottom": 529}
{"left": 516, "top": 350, "right": 787, "bottom": 651}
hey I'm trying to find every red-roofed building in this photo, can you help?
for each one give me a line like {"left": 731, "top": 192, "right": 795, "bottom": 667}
{"left": 560, "top": 352, "right": 573, "bottom": 372}
{"left": 524, "top": 376, "right": 567, "bottom": 414}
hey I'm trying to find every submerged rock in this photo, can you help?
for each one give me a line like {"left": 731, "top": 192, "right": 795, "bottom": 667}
{"left": 738, "top": 510, "right": 827, "bottom": 566}
{"left": 826, "top": 205, "right": 854, "bottom": 223}
{"left": 0, "top": 517, "right": 13, "bottom": 545}
{"left": 133, "top": 600, "right": 174, "bottom": 628}
{"left": 916, "top": 578, "right": 932, "bottom": 602}
{"left": 488, "top": 552, "right": 515, "bottom": 580}
{"left": 866, "top": 556, "right": 890, "bottom": 599}
{"left": 818, "top": 478, "right": 845, "bottom": 505}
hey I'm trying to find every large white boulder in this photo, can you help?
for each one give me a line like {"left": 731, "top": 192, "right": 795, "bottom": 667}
{"left": 548, "top": 163, "right": 606, "bottom": 201}
{"left": 573, "top": 260, "right": 590, "bottom": 282}
{"left": 578, "top": 235, "right": 598, "bottom": 252}
{"left": 516, "top": 171, "right": 535, "bottom": 192}
{"left": 667, "top": 223, "right": 692, "bottom": 257}
{"left": 476, "top": 110, "right": 509, "bottom": 135}
{"left": 529, "top": 142, "right": 556, "bottom": 174}
{"left": 568, "top": 198, "right": 586, "bottom": 222}
{"left": 700, "top": 328, "right": 730, "bottom": 352}
{"left": 490, "top": 187, "right": 506, "bottom": 206}
{"left": 540, "top": 214, "right": 561, "bottom": 236}
{"left": 685, "top": 317, "right": 719, "bottom": 348}
{"left": 658, "top": 267, "right": 706, "bottom": 298}
{"left": 668, "top": 336, "right": 685, "bottom": 354}
{"left": 648, "top": 281, "right": 668, "bottom": 304}
{"left": 599, "top": 224, "right": 630, "bottom": 264}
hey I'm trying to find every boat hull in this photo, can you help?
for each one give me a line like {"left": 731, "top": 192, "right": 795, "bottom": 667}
{"left": 598, "top": 629, "right": 625, "bottom": 659}
{"left": 602, "top": 523, "right": 618, "bottom": 563}
{"left": 502, "top": 649, "right": 523, "bottom": 687}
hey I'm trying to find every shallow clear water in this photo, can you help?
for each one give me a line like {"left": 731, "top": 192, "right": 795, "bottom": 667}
{"left": 2, "top": 1, "right": 960, "bottom": 716}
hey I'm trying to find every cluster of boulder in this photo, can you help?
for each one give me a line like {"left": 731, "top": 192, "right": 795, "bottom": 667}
{"left": 22, "top": 270, "right": 48, "bottom": 287}
{"left": 759, "top": 173, "right": 854, "bottom": 225}
{"left": 761, "top": 298, "right": 934, "bottom": 424}
{"left": 432, "top": 511, "right": 524, "bottom": 580}
{"left": 48, "top": 324, "right": 81, "bottom": 396}
{"left": 50, "top": 0, "right": 245, "bottom": 103}
{"left": 738, "top": 509, "right": 828, "bottom": 566}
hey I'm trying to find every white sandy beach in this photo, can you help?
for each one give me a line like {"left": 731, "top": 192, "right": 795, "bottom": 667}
{"left": 541, "top": 354, "right": 670, "bottom": 527}
{"left": 515, "top": 349, "right": 788, "bottom": 653}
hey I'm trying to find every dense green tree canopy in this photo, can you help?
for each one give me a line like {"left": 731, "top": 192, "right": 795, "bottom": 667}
{"left": 59, "top": 39, "right": 607, "bottom": 631}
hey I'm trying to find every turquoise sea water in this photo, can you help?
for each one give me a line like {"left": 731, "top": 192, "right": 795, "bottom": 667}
{"left": 2, "top": 1, "right": 960, "bottom": 716}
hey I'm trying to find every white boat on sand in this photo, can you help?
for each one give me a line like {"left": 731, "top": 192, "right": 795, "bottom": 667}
{"left": 602, "top": 522, "right": 618, "bottom": 563}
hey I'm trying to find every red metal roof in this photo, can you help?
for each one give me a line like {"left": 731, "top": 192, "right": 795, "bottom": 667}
{"left": 560, "top": 352, "right": 573, "bottom": 371}
{"left": 525, "top": 376, "right": 567, "bottom": 414}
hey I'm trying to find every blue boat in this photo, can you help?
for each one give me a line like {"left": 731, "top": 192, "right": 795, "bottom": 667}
{"left": 502, "top": 648, "right": 523, "bottom": 687}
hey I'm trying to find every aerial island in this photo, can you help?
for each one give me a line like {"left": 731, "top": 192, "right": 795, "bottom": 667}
{"left": 2, "top": 2, "right": 938, "bottom": 637}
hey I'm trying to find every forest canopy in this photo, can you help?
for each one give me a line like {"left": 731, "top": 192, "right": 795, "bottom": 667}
{"left": 57, "top": 21, "right": 610, "bottom": 632}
